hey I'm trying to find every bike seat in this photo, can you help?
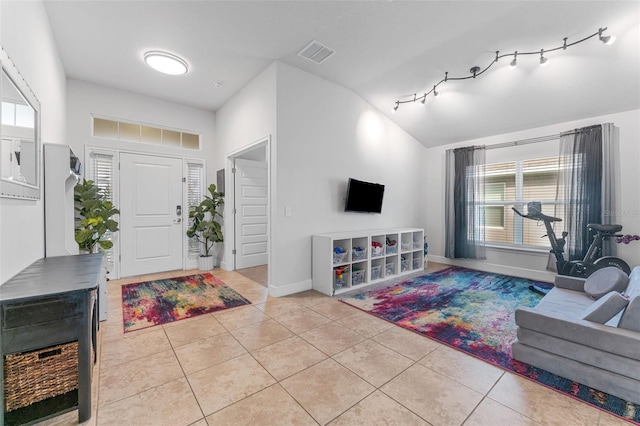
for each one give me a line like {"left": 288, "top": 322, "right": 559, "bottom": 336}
{"left": 587, "top": 223, "right": 622, "bottom": 233}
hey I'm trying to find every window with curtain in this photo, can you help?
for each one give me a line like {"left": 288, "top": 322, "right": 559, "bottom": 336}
{"left": 447, "top": 124, "right": 616, "bottom": 261}
{"left": 557, "top": 124, "right": 614, "bottom": 261}
{"left": 445, "top": 146, "right": 486, "bottom": 259}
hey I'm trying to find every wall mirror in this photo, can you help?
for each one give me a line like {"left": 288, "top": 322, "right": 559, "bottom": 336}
{"left": 0, "top": 45, "right": 41, "bottom": 199}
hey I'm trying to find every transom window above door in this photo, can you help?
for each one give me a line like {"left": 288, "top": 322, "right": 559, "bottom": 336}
{"left": 92, "top": 116, "right": 200, "bottom": 150}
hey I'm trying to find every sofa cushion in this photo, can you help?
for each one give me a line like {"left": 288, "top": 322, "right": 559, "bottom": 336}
{"left": 624, "top": 271, "right": 640, "bottom": 300}
{"left": 516, "top": 328, "right": 640, "bottom": 381}
{"left": 515, "top": 307, "right": 640, "bottom": 361}
{"left": 535, "top": 287, "right": 593, "bottom": 319}
{"left": 581, "top": 291, "right": 628, "bottom": 323}
{"left": 619, "top": 296, "right": 640, "bottom": 332}
{"left": 584, "top": 267, "right": 629, "bottom": 299}
{"left": 554, "top": 275, "right": 587, "bottom": 292}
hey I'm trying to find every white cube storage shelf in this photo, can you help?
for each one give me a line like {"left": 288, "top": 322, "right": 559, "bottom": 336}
{"left": 312, "top": 228, "right": 424, "bottom": 296}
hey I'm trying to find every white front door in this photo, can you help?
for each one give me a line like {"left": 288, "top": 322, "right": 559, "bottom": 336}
{"left": 234, "top": 158, "right": 268, "bottom": 269}
{"left": 120, "top": 153, "right": 183, "bottom": 277}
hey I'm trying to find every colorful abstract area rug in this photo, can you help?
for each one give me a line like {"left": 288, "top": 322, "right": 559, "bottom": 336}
{"left": 340, "top": 266, "right": 640, "bottom": 422}
{"left": 122, "top": 273, "right": 250, "bottom": 332}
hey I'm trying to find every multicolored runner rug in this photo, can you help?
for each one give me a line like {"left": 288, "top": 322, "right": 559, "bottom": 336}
{"left": 122, "top": 273, "right": 250, "bottom": 332}
{"left": 340, "top": 266, "right": 639, "bottom": 422}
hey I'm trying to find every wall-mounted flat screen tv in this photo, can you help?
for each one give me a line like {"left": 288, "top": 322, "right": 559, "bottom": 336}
{"left": 344, "top": 178, "right": 384, "bottom": 213}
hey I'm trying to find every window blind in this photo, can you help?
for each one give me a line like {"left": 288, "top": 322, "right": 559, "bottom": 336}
{"left": 481, "top": 156, "right": 563, "bottom": 247}
{"left": 186, "top": 161, "right": 204, "bottom": 256}
{"left": 88, "top": 152, "right": 116, "bottom": 269}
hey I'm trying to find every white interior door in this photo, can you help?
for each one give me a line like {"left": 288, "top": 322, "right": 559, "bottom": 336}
{"left": 234, "top": 158, "right": 268, "bottom": 269}
{"left": 120, "top": 153, "right": 183, "bottom": 277}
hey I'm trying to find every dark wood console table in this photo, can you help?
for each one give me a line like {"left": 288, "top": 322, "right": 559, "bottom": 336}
{"left": 0, "top": 254, "right": 102, "bottom": 425}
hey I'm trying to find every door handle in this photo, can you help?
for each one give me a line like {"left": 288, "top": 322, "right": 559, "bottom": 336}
{"left": 174, "top": 218, "right": 182, "bottom": 224}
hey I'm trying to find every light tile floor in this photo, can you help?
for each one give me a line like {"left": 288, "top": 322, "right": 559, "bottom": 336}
{"left": 236, "top": 264, "right": 268, "bottom": 287}
{"left": 38, "top": 264, "right": 633, "bottom": 426}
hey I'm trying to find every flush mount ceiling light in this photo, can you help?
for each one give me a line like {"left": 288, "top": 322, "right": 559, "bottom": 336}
{"left": 144, "top": 51, "right": 189, "bottom": 75}
{"left": 393, "top": 27, "right": 615, "bottom": 110}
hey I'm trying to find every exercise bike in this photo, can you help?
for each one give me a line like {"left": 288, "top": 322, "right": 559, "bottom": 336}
{"left": 511, "top": 202, "right": 631, "bottom": 278}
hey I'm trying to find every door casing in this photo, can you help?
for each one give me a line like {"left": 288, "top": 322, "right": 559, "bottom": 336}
{"left": 224, "top": 136, "right": 273, "bottom": 292}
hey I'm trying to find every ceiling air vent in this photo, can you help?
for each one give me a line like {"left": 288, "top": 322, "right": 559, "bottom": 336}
{"left": 297, "top": 40, "right": 335, "bottom": 64}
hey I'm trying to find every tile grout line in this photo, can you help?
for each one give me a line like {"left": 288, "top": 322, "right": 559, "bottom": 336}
{"left": 111, "top": 269, "right": 420, "bottom": 420}
{"left": 162, "top": 325, "right": 208, "bottom": 424}
{"left": 207, "top": 301, "right": 365, "bottom": 424}
{"left": 98, "top": 277, "right": 209, "bottom": 422}
{"left": 199, "top": 308, "right": 282, "bottom": 419}
{"left": 92, "top": 324, "right": 103, "bottom": 426}
{"left": 458, "top": 370, "right": 507, "bottom": 426}
{"left": 326, "top": 336, "right": 424, "bottom": 425}
{"left": 103, "top": 266, "right": 560, "bottom": 426}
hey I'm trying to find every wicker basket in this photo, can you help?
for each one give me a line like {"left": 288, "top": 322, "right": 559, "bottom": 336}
{"left": 4, "top": 341, "right": 78, "bottom": 412}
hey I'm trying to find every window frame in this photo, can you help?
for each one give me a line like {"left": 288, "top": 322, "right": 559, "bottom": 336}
{"left": 478, "top": 156, "right": 563, "bottom": 249}
{"left": 84, "top": 147, "right": 119, "bottom": 277}
{"left": 184, "top": 158, "right": 206, "bottom": 269}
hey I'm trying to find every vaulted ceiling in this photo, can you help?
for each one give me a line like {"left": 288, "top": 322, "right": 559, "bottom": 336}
{"left": 43, "top": 1, "right": 640, "bottom": 147}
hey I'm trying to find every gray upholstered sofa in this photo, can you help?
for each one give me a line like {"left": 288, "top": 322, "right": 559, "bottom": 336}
{"left": 512, "top": 266, "right": 640, "bottom": 405}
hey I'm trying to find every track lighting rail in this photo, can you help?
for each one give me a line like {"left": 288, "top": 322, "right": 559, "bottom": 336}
{"left": 392, "top": 27, "right": 614, "bottom": 112}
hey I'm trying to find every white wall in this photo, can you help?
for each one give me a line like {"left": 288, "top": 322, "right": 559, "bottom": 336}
{"left": 65, "top": 79, "right": 216, "bottom": 274}
{"left": 214, "top": 63, "right": 276, "bottom": 173}
{"left": 0, "top": 0, "right": 67, "bottom": 282}
{"left": 214, "top": 61, "right": 427, "bottom": 295}
{"left": 215, "top": 63, "right": 276, "bottom": 271}
{"left": 273, "top": 62, "right": 428, "bottom": 295}
{"left": 67, "top": 79, "right": 215, "bottom": 182}
{"left": 426, "top": 109, "right": 640, "bottom": 281}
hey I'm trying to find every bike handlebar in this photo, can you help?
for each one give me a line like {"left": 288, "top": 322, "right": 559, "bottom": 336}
{"left": 511, "top": 207, "right": 562, "bottom": 223}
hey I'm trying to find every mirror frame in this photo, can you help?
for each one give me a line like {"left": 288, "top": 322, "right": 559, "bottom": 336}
{"left": 0, "top": 45, "right": 41, "bottom": 200}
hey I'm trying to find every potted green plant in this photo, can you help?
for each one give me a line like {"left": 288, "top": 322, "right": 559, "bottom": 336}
{"left": 74, "top": 179, "right": 119, "bottom": 254}
{"left": 187, "top": 183, "right": 224, "bottom": 270}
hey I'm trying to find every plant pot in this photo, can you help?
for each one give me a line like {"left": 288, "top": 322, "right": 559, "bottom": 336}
{"left": 198, "top": 255, "right": 215, "bottom": 271}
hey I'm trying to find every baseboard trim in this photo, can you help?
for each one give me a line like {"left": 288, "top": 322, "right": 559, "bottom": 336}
{"left": 428, "top": 255, "right": 556, "bottom": 283}
{"left": 270, "top": 278, "right": 312, "bottom": 297}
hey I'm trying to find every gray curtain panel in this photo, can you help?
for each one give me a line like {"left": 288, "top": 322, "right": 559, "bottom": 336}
{"left": 601, "top": 123, "right": 619, "bottom": 257}
{"left": 558, "top": 124, "right": 603, "bottom": 261}
{"left": 445, "top": 146, "right": 486, "bottom": 259}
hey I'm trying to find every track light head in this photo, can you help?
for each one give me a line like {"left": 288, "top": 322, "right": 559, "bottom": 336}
{"left": 420, "top": 95, "right": 427, "bottom": 105}
{"left": 433, "top": 86, "right": 439, "bottom": 98}
{"left": 601, "top": 35, "right": 616, "bottom": 45}
{"left": 599, "top": 28, "right": 616, "bottom": 45}
{"left": 539, "top": 49, "right": 548, "bottom": 66}
{"left": 392, "top": 102, "right": 399, "bottom": 113}
{"left": 509, "top": 51, "right": 518, "bottom": 68}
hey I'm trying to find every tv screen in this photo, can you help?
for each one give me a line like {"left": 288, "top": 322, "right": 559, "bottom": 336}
{"left": 345, "top": 178, "right": 384, "bottom": 213}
